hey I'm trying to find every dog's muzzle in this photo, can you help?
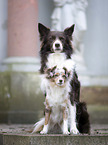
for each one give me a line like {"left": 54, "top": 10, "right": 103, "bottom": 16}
{"left": 56, "top": 79, "right": 64, "bottom": 86}
{"left": 53, "top": 39, "right": 63, "bottom": 52}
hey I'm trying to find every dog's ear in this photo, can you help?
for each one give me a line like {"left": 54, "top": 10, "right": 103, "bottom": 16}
{"left": 51, "top": 65, "right": 57, "bottom": 72}
{"left": 45, "top": 68, "right": 54, "bottom": 79}
{"left": 38, "top": 23, "right": 50, "bottom": 40}
{"left": 64, "top": 24, "right": 75, "bottom": 38}
{"left": 45, "top": 68, "right": 51, "bottom": 74}
{"left": 63, "top": 67, "right": 71, "bottom": 78}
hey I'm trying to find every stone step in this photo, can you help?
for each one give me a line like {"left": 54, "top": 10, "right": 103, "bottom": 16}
{"left": 0, "top": 124, "right": 108, "bottom": 145}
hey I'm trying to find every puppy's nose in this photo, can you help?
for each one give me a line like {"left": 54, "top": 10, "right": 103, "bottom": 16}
{"left": 59, "top": 80, "right": 63, "bottom": 83}
{"left": 55, "top": 43, "right": 60, "bottom": 48}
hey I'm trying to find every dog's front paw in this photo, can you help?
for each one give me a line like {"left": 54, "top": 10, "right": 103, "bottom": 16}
{"left": 40, "top": 130, "right": 47, "bottom": 134}
{"left": 70, "top": 127, "right": 79, "bottom": 134}
{"left": 63, "top": 130, "right": 70, "bottom": 135}
{"left": 40, "top": 125, "right": 48, "bottom": 134}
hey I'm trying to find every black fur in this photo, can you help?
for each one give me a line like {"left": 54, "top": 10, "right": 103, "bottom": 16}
{"left": 69, "top": 69, "right": 81, "bottom": 104}
{"left": 38, "top": 23, "right": 90, "bottom": 134}
{"left": 38, "top": 23, "right": 74, "bottom": 73}
{"left": 69, "top": 70, "right": 90, "bottom": 134}
{"left": 76, "top": 102, "right": 90, "bottom": 134}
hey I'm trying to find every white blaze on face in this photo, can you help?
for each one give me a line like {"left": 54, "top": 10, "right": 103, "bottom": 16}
{"left": 56, "top": 75, "right": 64, "bottom": 86}
{"left": 52, "top": 39, "right": 63, "bottom": 53}
{"left": 55, "top": 68, "right": 65, "bottom": 86}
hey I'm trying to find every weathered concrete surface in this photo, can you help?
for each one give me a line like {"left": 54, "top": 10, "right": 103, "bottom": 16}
{"left": 0, "top": 124, "right": 108, "bottom": 145}
{"left": 0, "top": 71, "right": 44, "bottom": 124}
{"left": 81, "top": 87, "right": 108, "bottom": 105}
{"left": 87, "top": 105, "right": 108, "bottom": 124}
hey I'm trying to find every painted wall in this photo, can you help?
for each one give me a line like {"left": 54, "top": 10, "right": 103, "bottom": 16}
{"left": 38, "top": 0, "right": 54, "bottom": 28}
{"left": 84, "top": 0, "right": 108, "bottom": 76}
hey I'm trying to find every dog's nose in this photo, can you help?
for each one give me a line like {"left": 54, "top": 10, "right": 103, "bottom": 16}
{"left": 59, "top": 80, "right": 63, "bottom": 83}
{"left": 55, "top": 43, "right": 60, "bottom": 48}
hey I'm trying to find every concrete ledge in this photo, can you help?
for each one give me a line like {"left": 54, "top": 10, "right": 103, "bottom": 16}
{"left": 1, "top": 57, "right": 40, "bottom": 72}
{"left": 2, "top": 134, "right": 108, "bottom": 145}
{"left": 0, "top": 124, "right": 108, "bottom": 145}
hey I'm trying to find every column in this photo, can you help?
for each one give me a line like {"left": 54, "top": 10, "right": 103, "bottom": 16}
{"left": 8, "top": 0, "right": 38, "bottom": 57}
{"left": 2, "top": 0, "right": 39, "bottom": 72}
{"left": 0, "top": 0, "right": 8, "bottom": 63}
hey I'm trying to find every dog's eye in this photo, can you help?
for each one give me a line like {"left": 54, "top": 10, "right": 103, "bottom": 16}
{"left": 54, "top": 74, "right": 59, "bottom": 77}
{"left": 52, "top": 36, "right": 56, "bottom": 40}
{"left": 59, "top": 37, "right": 64, "bottom": 41}
{"left": 49, "top": 36, "right": 55, "bottom": 40}
{"left": 62, "top": 75, "right": 66, "bottom": 78}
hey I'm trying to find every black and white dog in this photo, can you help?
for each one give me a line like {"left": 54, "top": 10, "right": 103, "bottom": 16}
{"left": 33, "top": 23, "right": 90, "bottom": 134}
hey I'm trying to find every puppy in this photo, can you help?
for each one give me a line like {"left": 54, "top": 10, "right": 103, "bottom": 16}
{"left": 33, "top": 66, "right": 71, "bottom": 134}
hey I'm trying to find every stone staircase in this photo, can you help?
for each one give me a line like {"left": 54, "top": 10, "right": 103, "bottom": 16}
{"left": 0, "top": 104, "right": 108, "bottom": 145}
{"left": 0, "top": 124, "right": 108, "bottom": 145}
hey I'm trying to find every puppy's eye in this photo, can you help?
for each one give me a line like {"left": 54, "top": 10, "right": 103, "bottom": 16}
{"left": 62, "top": 75, "right": 66, "bottom": 78}
{"left": 54, "top": 74, "right": 59, "bottom": 77}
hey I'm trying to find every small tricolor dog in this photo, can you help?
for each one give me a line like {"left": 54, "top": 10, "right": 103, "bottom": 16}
{"left": 32, "top": 23, "right": 90, "bottom": 134}
{"left": 33, "top": 66, "right": 72, "bottom": 134}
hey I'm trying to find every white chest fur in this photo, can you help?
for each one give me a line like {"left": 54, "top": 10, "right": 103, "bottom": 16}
{"left": 46, "top": 53, "right": 76, "bottom": 72}
{"left": 46, "top": 53, "right": 66, "bottom": 68}
{"left": 46, "top": 83, "right": 70, "bottom": 124}
{"left": 46, "top": 84, "right": 68, "bottom": 107}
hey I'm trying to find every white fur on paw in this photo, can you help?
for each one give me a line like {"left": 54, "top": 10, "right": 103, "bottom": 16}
{"left": 40, "top": 125, "right": 48, "bottom": 134}
{"left": 63, "top": 130, "right": 70, "bottom": 135}
{"left": 40, "top": 130, "right": 48, "bottom": 134}
{"left": 70, "top": 127, "right": 79, "bottom": 134}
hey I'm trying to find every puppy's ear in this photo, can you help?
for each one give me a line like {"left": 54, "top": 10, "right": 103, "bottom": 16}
{"left": 63, "top": 67, "right": 71, "bottom": 78}
{"left": 63, "top": 67, "right": 67, "bottom": 74}
{"left": 64, "top": 24, "right": 75, "bottom": 38}
{"left": 51, "top": 65, "right": 57, "bottom": 72}
{"left": 45, "top": 68, "right": 51, "bottom": 74}
{"left": 38, "top": 23, "right": 50, "bottom": 40}
{"left": 46, "top": 68, "right": 54, "bottom": 79}
{"left": 45, "top": 68, "right": 51, "bottom": 79}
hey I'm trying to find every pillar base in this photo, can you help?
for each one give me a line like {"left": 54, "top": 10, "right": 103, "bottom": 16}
{"left": 1, "top": 57, "right": 40, "bottom": 72}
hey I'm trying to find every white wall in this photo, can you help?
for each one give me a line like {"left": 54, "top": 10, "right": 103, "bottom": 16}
{"left": 38, "top": 0, "right": 54, "bottom": 28}
{"left": 84, "top": 0, "right": 108, "bottom": 76}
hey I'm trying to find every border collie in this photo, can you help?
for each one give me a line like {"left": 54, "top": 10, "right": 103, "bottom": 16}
{"left": 33, "top": 23, "right": 90, "bottom": 134}
{"left": 39, "top": 23, "right": 75, "bottom": 73}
